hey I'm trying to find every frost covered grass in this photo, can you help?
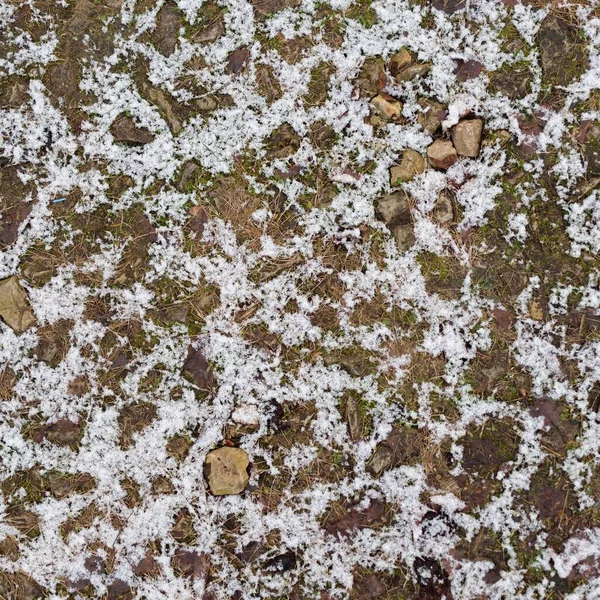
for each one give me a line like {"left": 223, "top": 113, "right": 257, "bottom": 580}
{"left": 1, "top": 0, "right": 600, "bottom": 598}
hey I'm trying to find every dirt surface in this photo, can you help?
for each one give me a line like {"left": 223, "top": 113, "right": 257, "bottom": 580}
{"left": 1, "top": 0, "right": 600, "bottom": 599}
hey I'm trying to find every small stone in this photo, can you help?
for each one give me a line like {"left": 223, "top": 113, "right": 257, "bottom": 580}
{"left": 389, "top": 48, "right": 412, "bottom": 75}
{"left": 451, "top": 119, "right": 483, "bottom": 158}
{"left": 345, "top": 397, "right": 361, "bottom": 441}
{"left": 417, "top": 98, "right": 446, "bottom": 134}
{"left": 155, "top": 3, "right": 182, "bottom": 57}
{"left": 144, "top": 86, "right": 182, "bottom": 135}
{"left": 529, "top": 299, "right": 544, "bottom": 321}
{"left": 0, "top": 276, "right": 36, "bottom": 333}
{"left": 390, "top": 149, "right": 426, "bottom": 185}
{"left": 393, "top": 224, "right": 415, "bottom": 252}
{"left": 205, "top": 447, "right": 249, "bottom": 495}
{"left": 354, "top": 56, "right": 385, "bottom": 97}
{"left": 231, "top": 404, "right": 261, "bottom": 426}
{"left": 427, "top": 139, "right": 458, "bottom": 170}
{"left": 110, "top": 115, "right": 154, "bottom": 145}
{"left": 453, "top": 59, "right": 483, "bottom": 82}
{"left": 228, "top": 47, "right": 249, "bottom": 74}
{"left": 370, "top": 93, "right": 402, "bottom": 121}
{"left": 368, "top": 444, "right": 394, "bottom": 475}
{"left": 177, "top": 161, "right": 200, "bottom": 191}
{"left": 195, "top": 96, "right": 218, "bottom": 112}
{"left": 431, "top": 0, "right": 465, "bottom": 13}
{"left": 432, "top": 191, "right": 454, "bottom": 225}
{"left": 394, "top": 62, "right": 431, "bottom": 82}
{"left": 193, "top": 18, "right": 225, "bottom": 44}
{"left": 374, "top": 191, "right": 411, "bottom": 227}
{"left": 152, "top": 475, "right": 175, "bottom": 495}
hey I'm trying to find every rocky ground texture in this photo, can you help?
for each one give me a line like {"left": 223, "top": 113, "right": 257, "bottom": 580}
{"left": 1, "top": 0, "right": 600, "bottom": 598}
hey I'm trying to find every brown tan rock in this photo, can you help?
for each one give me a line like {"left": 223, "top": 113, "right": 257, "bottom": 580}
{"left": 0, "top": 276, "right": 36, "bottom": 333}
{"left": 393, "top": 224, "right": 415, "bottom": 251}
{"left": 110, "top": 115, "right": 154, "bottom": 145}
{"left": 394, "top": 63, "right": 431, "bottom": 82}
{"left": 370, "top": 93, "right": 402, "bottom": 121}
{"left": 390, "top": 150, "right": 426, "bottom": 185}
{"left": 427, "top": 140, "right": 458, "bottom": 169}
{"left": 389, "top": 48, "right": 412, "bottom": 75}
{"left": 452, "top": 119, "right": 483, "bottom": 157}
{"left": 205, "top": 447, "right": 249, "bottom": 495}
{"left": 417, "top": 98, "right": 446, "bottom": 134}
{"left": 433, "top": 191, "right": 455, "bottom": 225}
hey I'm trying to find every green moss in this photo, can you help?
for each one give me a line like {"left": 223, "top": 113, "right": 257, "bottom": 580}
{"left": 345, "top": 0, "right": 378, "bottom": 28}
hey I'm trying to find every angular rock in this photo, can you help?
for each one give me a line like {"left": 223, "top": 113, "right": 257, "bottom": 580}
{"left": 390, "top": 149, "right": 426, "bottom": 185}
{"left": 231, "top": 404, "right": 260, "bottom": 426}
{"left": 431, "top": 0, "right": 465, "bottom": 13}
{"left": 454, "top": 59, "right": 483, "bottom": 83}
{"left": 0, "top": 276, "right": 36, "bottom": 333}
{"left": 228, "top": 47, "right": 249, "bottom": 74}
{"left": 133, "top": 554, "right": 159, "bottom": 577}
{"left": 354, "top": 56, "right": 385, "bottom": 97}
{"left": 393, "top": 224, "right": 415, "bottom": 251}
{"left": 394, "top": 62, "right": 431, "bottom": 82}
{"left": 144, "top": 86, "right": 182, "bottom": 135}
{"left": 110, "top": 115, "right": 154, "bottom": 145}
{"left": 432, "top": 191, "right": 455, "bottom": 225}
{"left": 374, "top": 191, "right": 411, "bottom": 228}
{"left": 370, "top": 93, "right": 402, "bottom": 122}
{"left": 537, "top": 13, "right": 587, "bottom": 87}
{"left": 453, "top": 59, "right": 483, "bottom": 82}
{"left": 152, "top": 475, "right": 175, "bottom": 495}
{"left": 171, "top": 549, "right": 209, "bottom": 578}
{"left": 177, "top": 161, "right": 200, "bottom": 191}
{"left": 452, "top": 119, "right": 483, "bottom": 157}
{"left": 368, "top": 444, "right": 394, "bottom": 475}
{"left": 155, "top": 3, "right": 182, "bottom": 57}
{"left": 182, "top": 345, "right": 214, "bottom": 389}
{"left": 417, "top": 98, "right": 446, "bottom": 134}
{"left": 48, "top": 472, "right": 95, "bottom": 499}
{"left": 389, "top": 48, "right": 412, "bottom": 75}
{"left": 195, "top": 96, "right": 218, "bottom": 112}
{"left": 193, "top": 18, "right": 225, "bottom": 44}
{"left": 427, "top": 139, "right": 458, "bottom": 170}
{"left": 107, "top": 579, "right": 131, "bottom": 600}
{"left": 345, "top": 396, "right": 361, "bottom": 441}
{"left": 205, "top": 447, "right": 249, "bottom": 495}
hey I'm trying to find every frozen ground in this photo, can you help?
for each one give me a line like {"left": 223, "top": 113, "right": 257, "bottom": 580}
{"left": 1, "top": 0, "right": 600, "bottom": 598}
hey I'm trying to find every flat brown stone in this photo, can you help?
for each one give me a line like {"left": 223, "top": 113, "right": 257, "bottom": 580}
{"left": 205, "top": 447, "right": 249, "bottom": 495}
{"left": 0, "top": 276, "right": 36, "bottom": 333}
{"left": 427, "top": 139, "right": 458, "bottom": 169}
{"left": 452, "top": 119, "right": 483, "bottom": 157}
